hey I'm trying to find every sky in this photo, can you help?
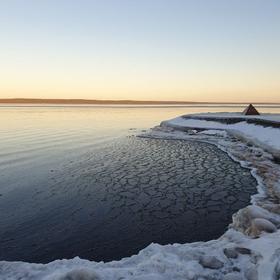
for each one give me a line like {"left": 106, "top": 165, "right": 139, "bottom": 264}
{"left": 0, "top": 0, "right": 279, "bottom": 102}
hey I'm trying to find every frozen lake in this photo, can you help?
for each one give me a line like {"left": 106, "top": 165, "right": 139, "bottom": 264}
{"left": 0, "top": 105, "right": 278, "bottom": 263}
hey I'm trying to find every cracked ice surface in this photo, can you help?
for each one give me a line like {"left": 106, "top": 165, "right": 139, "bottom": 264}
{"left": 0, "top": 137, "right": 256, "bottom": 263}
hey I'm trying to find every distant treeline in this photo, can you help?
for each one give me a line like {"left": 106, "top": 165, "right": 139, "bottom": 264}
{"left": 0, "top": 98, "right": 198, "bottom": 105}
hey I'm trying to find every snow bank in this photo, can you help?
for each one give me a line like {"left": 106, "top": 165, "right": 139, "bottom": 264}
{"left": 182, "top": 112, "right": 280, "bottom": 123}
{"left": 162, "top": 114, "right": 280, "bottom": 157}
{"left": 1, "top": 112, "right": 280, "bottom": 280}
{"left": 1, "top": 230, "right": 280, "bottom": 280}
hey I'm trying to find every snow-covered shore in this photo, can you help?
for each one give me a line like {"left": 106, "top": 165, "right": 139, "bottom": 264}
{"left": 161, "top": 113, "right": 280, "bottom": 158}
{"left": 1, "top": 112, "right": 280, "bottom": 280}
{"left": 1, "top": 230, "right": 280, "bottom": 280}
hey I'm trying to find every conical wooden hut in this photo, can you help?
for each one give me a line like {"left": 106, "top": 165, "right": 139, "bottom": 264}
{"left": 243, "top": 104, "right": 260, "bottom": 115}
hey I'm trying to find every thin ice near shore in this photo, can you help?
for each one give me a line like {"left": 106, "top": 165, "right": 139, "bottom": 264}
{"left": 1, "top": 113, "right": 280, "bottom": 280}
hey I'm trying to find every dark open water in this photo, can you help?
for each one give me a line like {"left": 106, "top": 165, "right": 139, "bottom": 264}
{"left": 0, "top": 105, "right": 278, "bottom": 263}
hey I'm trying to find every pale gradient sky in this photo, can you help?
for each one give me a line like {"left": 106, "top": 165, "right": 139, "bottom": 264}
{"left": 0, "top": 0, "right": 279, "bottom": 102}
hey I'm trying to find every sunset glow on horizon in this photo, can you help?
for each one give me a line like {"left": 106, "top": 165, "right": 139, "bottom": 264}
{"left": 0, "top": 0, "right": 279, "bottom": 103}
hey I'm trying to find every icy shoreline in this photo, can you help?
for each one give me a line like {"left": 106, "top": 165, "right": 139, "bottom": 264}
{"left": 1, "top": 113, "right": 280, "bottom": 280}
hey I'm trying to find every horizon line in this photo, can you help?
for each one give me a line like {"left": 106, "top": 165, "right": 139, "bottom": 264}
{"left": 0, "top": 98, "right": 280, "bottom": 105}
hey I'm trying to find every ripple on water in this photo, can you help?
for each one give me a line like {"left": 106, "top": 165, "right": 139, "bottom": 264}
{"left": 0, "top": 137, "right": 257, "bottom": 263}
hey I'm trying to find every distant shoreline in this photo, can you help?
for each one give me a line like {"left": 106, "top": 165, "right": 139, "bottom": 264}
{"left": 0, "top": 98, "right": 279, "bottom": 105}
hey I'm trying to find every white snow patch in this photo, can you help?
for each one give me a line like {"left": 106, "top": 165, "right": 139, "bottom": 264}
{"left": 198, "top": 129, "right": 228, "bottom": 137}
{"left": 163, "top": 115, "right": 280, "bottom": 155}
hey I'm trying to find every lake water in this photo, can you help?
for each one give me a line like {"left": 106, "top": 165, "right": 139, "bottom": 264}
{"left": 0, "top": 105, "right": 279, "bottom": 263}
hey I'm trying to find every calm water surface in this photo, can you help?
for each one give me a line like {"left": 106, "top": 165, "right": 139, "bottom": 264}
{"left": 0, "top": 105, "right": 278, "bottom": 262}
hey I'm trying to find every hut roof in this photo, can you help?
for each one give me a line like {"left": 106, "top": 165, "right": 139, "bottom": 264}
{"left": 243, "top": 104, "right": 260, "bottom": 115}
